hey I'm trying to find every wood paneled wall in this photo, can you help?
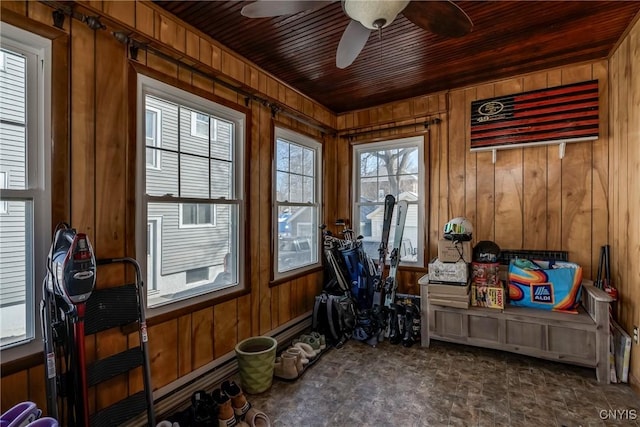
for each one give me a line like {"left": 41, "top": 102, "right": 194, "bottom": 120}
{"left": 609, "top": 16, "right": 640, "bottom": 386}
{"left": 0, "top": 0, "right": 328, "bottom": 415}
{"left": 337, "top": 61, "right": 610, "bottom": 296}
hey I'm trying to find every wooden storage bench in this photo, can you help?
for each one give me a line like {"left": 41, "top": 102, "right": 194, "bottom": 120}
{"left": 419, "top": 276, "right": 614, "bottom": 383}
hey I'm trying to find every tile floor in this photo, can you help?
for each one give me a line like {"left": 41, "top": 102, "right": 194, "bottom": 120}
{"left": 245, "top": 339, "right": 640, "bottom": 427}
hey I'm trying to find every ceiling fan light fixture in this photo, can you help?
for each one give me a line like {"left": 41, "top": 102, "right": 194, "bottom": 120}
{"left": 344, "top": 0, "right": 410, "bottom": 30}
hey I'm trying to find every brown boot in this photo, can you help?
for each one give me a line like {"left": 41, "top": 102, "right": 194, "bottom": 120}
{"left": 212, "top": 388, "right": 248, "bottom": 427}
{"left": 221, "top": 380, "right": 251, "bottom": 420}
{"left": 221, "top": 380, "right": 271, "bottom": 427}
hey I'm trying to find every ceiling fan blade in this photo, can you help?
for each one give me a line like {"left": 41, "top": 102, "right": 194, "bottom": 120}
{"left": 336, "top": 20, "right": 371, "bottom": 69}
{"left": 241, "top": 1, "right": 333, "bottom": 18}
{"left": 403, "top": 0, "right": 473, "bottom": 38}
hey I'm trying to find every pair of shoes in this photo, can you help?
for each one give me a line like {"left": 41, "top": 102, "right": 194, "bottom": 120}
{"left": 220, "top": 380, "right": 271, "bottom": 427}
{"left": 156, "top": 421, "right": 180, "bottom": 427}
{"left": 274, "top": 346, "right": 310, "bottom": 380}
{"left": 211, "top": 388, "right": 249, "bottom": 427}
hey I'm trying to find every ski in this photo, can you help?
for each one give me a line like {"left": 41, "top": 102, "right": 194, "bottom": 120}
{"left": 371, "top": 194, "right": 396, "bottom": 307}
{"left": 383, "top": 200, "right": 408, "bottom": 308}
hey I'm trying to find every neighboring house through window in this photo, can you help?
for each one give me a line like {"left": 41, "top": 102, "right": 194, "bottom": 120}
{"left": 353, "top": 136, "right": 425, "bottom": 267}
{"left": 138, "top": 75, "right": 245, "bottom": 310}
{"left": 0, "top": 26, "right": 51, "bottom": 355}
{"left": 273, "top": 127, "right": 322, "bottom": 279}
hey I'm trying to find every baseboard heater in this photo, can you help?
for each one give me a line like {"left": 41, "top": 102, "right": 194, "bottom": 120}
{"left": 125, "top": 313, "right": 312, "bottom": 426}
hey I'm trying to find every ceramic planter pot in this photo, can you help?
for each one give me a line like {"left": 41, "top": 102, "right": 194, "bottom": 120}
{"left": 234, "top": 336, "right": 277, "bottom": 394}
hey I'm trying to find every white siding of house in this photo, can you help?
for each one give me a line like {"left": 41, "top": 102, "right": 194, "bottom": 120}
{"left": 0, "top": 50, "right": 27, "bottom": 307}
{"left": 145, "top": 97, "right": 233, "bottom": 276}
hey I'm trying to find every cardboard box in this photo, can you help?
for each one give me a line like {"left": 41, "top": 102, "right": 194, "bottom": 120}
{"left": 471, "top": 262, "right": 500, "bottom": 286}
{"left": 438, "top": 239, "right": 472, "bottom": 263}
{"left": 428, "top": 259, "right": 469, "bottom": 284}
{"left": 471, "top": 283, "right": 504, "bottom": 309}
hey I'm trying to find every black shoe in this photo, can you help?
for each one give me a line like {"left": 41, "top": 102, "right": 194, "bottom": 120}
{"left": 389, "top": 303, "right": 404, "bottom": 345}
{"left": 191, "top": 390, "right": 217, "bottom": 427}
{"left": 402, "top": 303, "right": 419, "bottom": 347}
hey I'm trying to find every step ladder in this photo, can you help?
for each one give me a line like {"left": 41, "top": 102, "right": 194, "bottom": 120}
{"left": 82, "top": 258, "right": 155, "bottom": 427}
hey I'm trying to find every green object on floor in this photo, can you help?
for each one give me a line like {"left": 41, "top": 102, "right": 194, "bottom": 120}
{"left": 235, "top": 336, "right": 277, "bottom": 394}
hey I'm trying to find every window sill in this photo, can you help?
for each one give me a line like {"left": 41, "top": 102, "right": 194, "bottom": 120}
{"left": 269, "top": 265, "right": 323, "bottom": 287}
{"left": 1, "top": 351, "right": 43, "bottom": 377}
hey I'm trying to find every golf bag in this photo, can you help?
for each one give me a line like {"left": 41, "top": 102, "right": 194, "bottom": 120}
{"left": 315, "top": 224, "right": 382, "bottom": 346}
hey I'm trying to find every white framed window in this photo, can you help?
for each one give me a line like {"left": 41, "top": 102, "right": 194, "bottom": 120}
{"left": 0, "top": 25, "right": 51, "bottom": 356}
{"left": 273, "top": 127, "right": 322, "bottom": 279}
{"left": 0, "top": 50, "right": 5, "bottom": 72}
{"left": 190, "top": 111, "right": 212, "bottom": 139}
{"left": 353, "top": 136, "right": 425, "bottom": 267}
{"left": 145, "top": 106, "right": 161, "bottom": 169}
{"left": 137, "top": 75, "right": 245, "bottom": 311}
{"left": 0, "top": 172, "right": 7, "bottom": 213}
{"left": 180, "top": 203, "right": 216, "bottom": 227}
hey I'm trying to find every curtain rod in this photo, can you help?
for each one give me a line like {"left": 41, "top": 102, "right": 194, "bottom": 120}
{"left": 340, "top": 117, "right": 442, "bottom": 140}
{"left": 40, "top": 0, "right": 335, "bottom": 136}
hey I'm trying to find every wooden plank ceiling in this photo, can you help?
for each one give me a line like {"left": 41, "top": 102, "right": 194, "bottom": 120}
{"left": 153, "top": 1, "right": 640, "bottom": 113}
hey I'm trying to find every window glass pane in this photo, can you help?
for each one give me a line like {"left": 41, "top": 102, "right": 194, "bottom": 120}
{"left": 356, "top": 204, "right": 380, "bottom": 260}
{"left": 377, "top": 150, "right": 388, "bottom": 178}
{"left": 182, "top": 204, "right": 197, "bottom": 225}
{"left": 276, "top": 171, "right": 289, "bottom": 202}
{"left": 182, "top": 108, "right": 209, "bottom": 155}
{"left": 212, "top": 120, "right": 233, "bottom": 161}
{"left": 398, "top": 173, "right": 418, "bottom": 194}
{"left": 210, "top": 159, "right": 232, "bottom": 199}
{"left": 0, "top": 200, "right": 33, "bottom": 347}
{"left": 303, "top": 148, "right": 314, "bottom": 176}
{"left": 277, "top": 205, "right": 317, "bottom": 272}
{"left": 289, "top": 174, "right": 303, "bottom": 203}
{"left": 145, "top": 110, "right": 156, "bottom": 145}
{"left": 146, "top": 151, "right": 178, "bottom": 196}
{"left": 146, "top": 95, "right": 177, "bottom": 152}
{"left": 302, "top": 176, "right": 314, "bottom": 204}
{"left": 401, "top": 204, "right": 418, "bottom": 263}
{"left": 198, "top": 204, "right": 212, "bottom": 224}
{"left": 180, "top": 154, "right": 209, "bottom": 198}
{"left": 360, "top": 152, "right": 377, "bottom": 178}
{"left": 359, "top": 178, "right": 378, "bottom": 202}
{"left": 402, "top": 147, "right": 419, "bottom": 174}
{"left": 0, "top": 49, "right": 26, "bottom": 190}
{"left": 289, "top": 144, "right": 303, "bottom": 174}
{"left": 147, "top": 202, "right": 236, "bottom": 308}
{"left": 276, "top": 139, "right": 289, "bottom": 172}
{"left": 0, "top": 172, "right": 7, "bottom": 213}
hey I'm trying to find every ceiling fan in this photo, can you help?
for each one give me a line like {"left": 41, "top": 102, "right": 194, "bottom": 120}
{"left": 240, "top": 0, "right": 473, "bottom": 69}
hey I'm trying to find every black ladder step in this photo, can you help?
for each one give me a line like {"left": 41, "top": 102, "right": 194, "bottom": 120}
{"left": 87, "top": 347, "right": 143, "bottom": 388}
{"left": 85, "top": 284, "right": 139, "bottom": 334}
{"left": 89, "top": 390, "right": 148, "bottom": 427}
